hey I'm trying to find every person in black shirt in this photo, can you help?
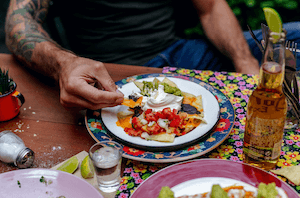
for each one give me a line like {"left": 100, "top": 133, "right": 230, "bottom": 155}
{"left": 4, "top": 0, "right": 290, "bottom": 109}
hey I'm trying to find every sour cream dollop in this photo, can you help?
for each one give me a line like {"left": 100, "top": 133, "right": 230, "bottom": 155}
{"left": 141, "top": 84, "right": 183, "bottom": 112}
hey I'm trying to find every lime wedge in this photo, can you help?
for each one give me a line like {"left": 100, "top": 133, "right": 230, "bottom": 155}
{"left": 80, "top": 155, "right": 95, "bottom": 179}
{"left": 263, "top": 7, "right": 282, "bottom": 34}
{"left": 57, "top": 156, "right": 79, "bottom": 174}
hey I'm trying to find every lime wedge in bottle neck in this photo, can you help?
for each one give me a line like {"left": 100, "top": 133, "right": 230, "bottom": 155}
{"left": 263, "top": 7, "right": 283, "bottom": 41}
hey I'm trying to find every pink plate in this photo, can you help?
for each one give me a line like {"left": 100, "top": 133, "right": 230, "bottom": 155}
{"left": 131, "top": 159, "right": 298, "bottom": 198}
{"left": 0, "top": 168, "right": 104, "bottom": 198}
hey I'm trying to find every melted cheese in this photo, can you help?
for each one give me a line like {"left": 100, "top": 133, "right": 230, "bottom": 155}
{"left": 116, "top": 116, "right": 132, "bottom": 129}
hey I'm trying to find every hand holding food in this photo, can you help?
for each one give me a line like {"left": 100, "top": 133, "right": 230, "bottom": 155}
{"left": 59, "top": 56, "right": 124, "bottom": 110}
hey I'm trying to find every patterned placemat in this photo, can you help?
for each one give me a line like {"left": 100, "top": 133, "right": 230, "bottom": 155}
{"left": 114, "top": 67, "right": 300, "bottom": 198}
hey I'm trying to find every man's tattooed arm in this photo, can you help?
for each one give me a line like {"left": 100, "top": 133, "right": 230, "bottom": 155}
{"left": 5, "top": 0, "right": 124, "bottom": 110}
{"left": 5, "top": 0, "right": 76, "bottom": 80}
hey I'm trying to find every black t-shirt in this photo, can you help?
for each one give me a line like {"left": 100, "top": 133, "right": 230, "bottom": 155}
{"left": 56, "top": 0, "right": 180, "bottom": 66}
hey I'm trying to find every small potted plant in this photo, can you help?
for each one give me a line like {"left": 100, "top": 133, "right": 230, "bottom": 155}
{"left": 0, "top": 68, "right": 14, "bottom": 96}
{"left": 0, "top": 68, "right": 25, "bottom": 121}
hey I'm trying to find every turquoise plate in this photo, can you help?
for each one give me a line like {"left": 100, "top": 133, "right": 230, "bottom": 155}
{"left": 85, "top": 73, "right": 235, "bottom": 163}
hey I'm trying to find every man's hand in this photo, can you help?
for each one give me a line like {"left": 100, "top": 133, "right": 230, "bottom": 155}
{"left": 59, "top": 56, "right": 124, "bottom": 110}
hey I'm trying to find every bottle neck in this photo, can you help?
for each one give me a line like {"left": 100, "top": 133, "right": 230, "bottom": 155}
{"left": 258, "top": 62, "right": 285, "bottom": 91}
{"left": 259, "top": 32, "right": 286, "bottom": 91}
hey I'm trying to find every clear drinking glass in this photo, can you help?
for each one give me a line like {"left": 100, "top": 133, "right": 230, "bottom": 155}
{"left": 89, "top": 141, "right": 123, "bottom": 193}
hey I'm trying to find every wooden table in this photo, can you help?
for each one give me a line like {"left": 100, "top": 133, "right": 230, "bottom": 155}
{"left": 0, "top": 53, "right": 162, "bottom": 173}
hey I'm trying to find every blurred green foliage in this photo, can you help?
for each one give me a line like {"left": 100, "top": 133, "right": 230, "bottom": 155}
{"left": 230, "top": 0, "right": 299, "bottom": 30}
{"left": 184, "top": 0, "right": 299, "bottom": 37}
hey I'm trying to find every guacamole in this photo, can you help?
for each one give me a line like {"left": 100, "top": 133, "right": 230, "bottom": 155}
{"left": 157, "top": 186, "right": 175, "bottom": 198}
{"left": 211, "top": 184, "right": 229, "bottom": 198}
{"left": 257, "top": 182, "right": 278, "bottom": 198}
{"left": 140, "top": 81, "right": 183, "bottom": 97}
{"left": 141, "top": 81, "right": 156, "bottom": 96}
{"left": 161, "top": 83, "right": 183, "bottom": 96}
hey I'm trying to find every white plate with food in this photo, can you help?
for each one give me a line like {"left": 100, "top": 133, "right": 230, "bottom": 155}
{"left": 101, "top": 75, "right": 220, "bottom": 151}
{"left": 172, "top": 177, "right": 288, "bottom": 198}
{"left": 131, "top": 159, "right": 297, "bottom": 198}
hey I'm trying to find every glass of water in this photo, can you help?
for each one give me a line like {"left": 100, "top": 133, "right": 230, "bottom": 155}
{"left": 89, "top": 141, "right": 123, "bottom": 193}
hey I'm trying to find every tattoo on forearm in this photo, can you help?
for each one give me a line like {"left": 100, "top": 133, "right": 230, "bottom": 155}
{"left": 5, "top": 0, "right": 55, "bottom": 62}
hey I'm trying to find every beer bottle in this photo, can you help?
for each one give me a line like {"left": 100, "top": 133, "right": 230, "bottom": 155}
{"left": 243, "top": 31, "right": 287, "bottom": 171}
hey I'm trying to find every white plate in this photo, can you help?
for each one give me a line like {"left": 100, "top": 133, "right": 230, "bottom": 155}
{"left": 101, "top": 76, "right": 220, "bottom": 151}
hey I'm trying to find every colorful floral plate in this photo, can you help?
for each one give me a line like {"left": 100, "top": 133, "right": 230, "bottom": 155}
{"left": 130, "top": 159, "right": 297, "bottom": 197}
{"left": 101, "top": 76, "right": 220, "bottom": 151}
{"left": 85, "top": 73, "right": 235, "bottom": 163}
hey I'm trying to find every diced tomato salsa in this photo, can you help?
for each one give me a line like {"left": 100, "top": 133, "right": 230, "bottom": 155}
{"left": 124, "top": 107, "right": 192, "bottom": 137}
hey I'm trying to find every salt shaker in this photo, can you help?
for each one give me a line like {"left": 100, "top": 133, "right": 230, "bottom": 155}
{"left": 0, "top": 130, "right": 34, "bottom": 168}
